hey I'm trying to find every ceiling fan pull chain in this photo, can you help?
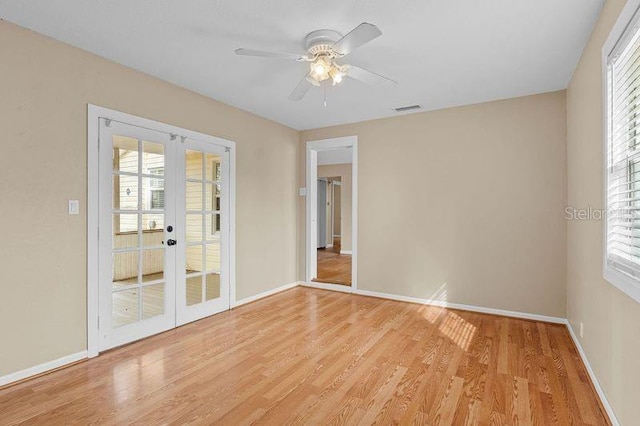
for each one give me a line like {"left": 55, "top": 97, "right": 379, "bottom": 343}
{"left": 323, "top": 83, "right": 327, "bottom": 108}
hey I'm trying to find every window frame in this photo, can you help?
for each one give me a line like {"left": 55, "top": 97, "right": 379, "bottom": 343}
{"left": 210, "top": 159, "right": 221, "bottom": 236}
{"left": 148, "top": 166, "right": 165, "bottom": 210}
{"left": 602, "top": 0, "right": 640, "bottom": 303}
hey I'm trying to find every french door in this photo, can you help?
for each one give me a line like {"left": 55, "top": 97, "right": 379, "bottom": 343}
{"left": 98, "top": 119, "right": 230, "bottom": 351}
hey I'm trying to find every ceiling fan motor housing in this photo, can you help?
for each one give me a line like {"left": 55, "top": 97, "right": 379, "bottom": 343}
{"left": 305, "top": 29, "right": 343, "bottom": 56}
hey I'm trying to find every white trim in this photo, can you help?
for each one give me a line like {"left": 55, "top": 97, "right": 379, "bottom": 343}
{"left": 306, "top": 136, "right": 358, "bottom": 289}
{"left": 231, "top": 281, "right": 301, "bottom": 308}
{"left": 229, "top": 145, "right": 237, "bottom": 307}
{"left": 566, "top": 323, "right": 620, "bottom": 425}
{"left": 87, "top": 105, "right": 100, "bottom": 358}
{"left": 0, "top": 351, "right": 87, "bottom": 388}
{"left": 601, "top": 0, "right": 640, "bottom": 304}
{"left": 326, "top": 244, "right": 334, "bottom": 248}
{"left": 352, "top": 289, "right": 567, "bottom": 324}
{"left": 301, "top": 281, "right": 353, "bottom": 293}
{"left": 306, "top": 148, "right": 318, "bottom": 279}
{"left": 339, "top": 250, "right": 352, "bottom": 255}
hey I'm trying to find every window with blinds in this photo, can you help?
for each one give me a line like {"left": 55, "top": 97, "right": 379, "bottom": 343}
{"left": 607, "top": 16, "right": 640, "bottom": 280}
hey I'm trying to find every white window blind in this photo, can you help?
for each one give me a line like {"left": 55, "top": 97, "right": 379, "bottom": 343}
{"left": 607, "top": 15, "right": 640, "bottom": 279}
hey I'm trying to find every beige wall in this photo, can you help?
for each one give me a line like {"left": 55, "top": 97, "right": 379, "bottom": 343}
{"left": 318, "top": 165, "right": 352, "bottom": 251}
{"left": 300, "top": 91, "right": 567, "bottom": 317}
{"left": 566, "top": 0, "right": 640, "bottom": 423}
{"left": 0, "top": 20, "right": 299, "bottom": 377}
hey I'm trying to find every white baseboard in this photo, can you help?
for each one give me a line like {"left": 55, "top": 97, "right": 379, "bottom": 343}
{"left": 340, "top": 250, "right": 352, "bottom": 255}
{"left": 326, "top": 244, "right": 334, "bottom": 248}
{"left": 353, "top": 289, "right": 567, "bottom": 324}
{"left": 566, "top": 322, "right": 619, "bottom": 425}
{"left": 301, "top": 281, "right": 353, "bottom": 293}
{"left": 0, "top": 350, "right": 87, "bottom": 388}
{"left": 231, "top": 281, "right": 301, "bottom": 308}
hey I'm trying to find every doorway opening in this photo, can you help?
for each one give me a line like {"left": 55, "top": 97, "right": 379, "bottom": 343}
{"left": 306, "top": 137, "right": 357, "bottom": 291}
{"left": 314, "top": 176, "right": 351, "bottom": 286}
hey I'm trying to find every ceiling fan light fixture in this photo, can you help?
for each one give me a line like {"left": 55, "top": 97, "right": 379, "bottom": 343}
{"left": 329, "top": 67, "right": 344, "bottom": 85}
{"left": 314, "top": 63, "right": 327, "bottom": 75}
{"left": 310, "top": 56, "right": 331, "bottom": 82}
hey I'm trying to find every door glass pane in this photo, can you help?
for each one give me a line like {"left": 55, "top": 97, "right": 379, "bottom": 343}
{"left": 205, "top": 214, "right": 221, "bottom": 240}
{"left": 113, "top": 175, "right": 138, "bottom": 210}
{"left": 205, "top": 184, "right": 221, "bottom": 211}
{"left": 206, "top": 243, "right": 221, "bottom": 271}
{"left": 113, "top": 251, "right": 138, "bottom": 286}
{"left": 113, "top": 289, "right": 139, "bottom": 328}
{"left": 142, "top": 214, "right": 164, "bottom": 235}
{"left": 186, "top": 214, "right": 203, "bottom": 242}
{"left": 206, "top": 273, "right": 220, "bottom": 301}
{"left": 142, "top": 284, "right": 164, "bottom": 319}
{"left": 186, "top": 275, "right": 202, "bottom": 306}
{"left": 142, "top": 177, "right": 165, "bottom": 211}
{"left": 186, "top": 181, "right": 203, "bottom": 211}
{"left": 142, "top": 141, "right": 164, "bottom": 173}
{"left": 113, "top": 136, "right": 138, "bottom": 173}
{"left": 142, "top": 249, "right": 164, "bottom": 283}
{"left": 113, "top": 214, "right": 138, "bottom": 248}
{"left": 186, "top": 150, "right": 203, "bottom": 179}
{"left": 206, "top": 154, "right": 221, "bottom": 181}
{"left": 186, "top": 245, "right": 204, "bottom": 274}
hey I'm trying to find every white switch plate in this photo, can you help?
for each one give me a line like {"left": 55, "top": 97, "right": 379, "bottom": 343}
{"left": 298, "top": 187, "right": 307, "bottom": 196}
{"left": 68, "top": 200, "right": 80, "bottom": 215}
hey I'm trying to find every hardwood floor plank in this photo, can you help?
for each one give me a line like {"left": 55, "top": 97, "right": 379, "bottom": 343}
{"left": 0, "top": 287, "right": 610, "bottom": 425}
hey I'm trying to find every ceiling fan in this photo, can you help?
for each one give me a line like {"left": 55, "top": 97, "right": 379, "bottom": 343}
{"left": 235, "top": 23, "right": 397, "bottom": 102}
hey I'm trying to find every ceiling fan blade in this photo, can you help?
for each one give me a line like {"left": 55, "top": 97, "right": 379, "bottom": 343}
{"left": 346, "top": 65, "right": 397, "bottom": 87}
{"left": 235, "top": 48, "right": 308, "bottom": 61}
{"left": 332, "top": 23, "right": 382, "bottom": 56}
{"left": 289, "top": 75, "right": 313, "bottom": 101}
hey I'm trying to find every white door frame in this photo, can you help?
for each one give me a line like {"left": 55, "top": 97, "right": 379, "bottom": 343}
{"left": 87, "top": 104, "right": 236, "bottom": 357}
{"left": 305, "top": 136, "right": 358, "bottom": 292}
{"left": 332, "top": 180, "right": 341, "bottom": 238}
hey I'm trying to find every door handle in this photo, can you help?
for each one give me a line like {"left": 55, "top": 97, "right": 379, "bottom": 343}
{"left": 167, "top": 239, "right": 177, "bottom": 246}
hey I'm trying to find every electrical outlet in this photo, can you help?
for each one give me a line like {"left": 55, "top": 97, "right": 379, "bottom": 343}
{"left": 579, "top": 322, "right": 584, "bottom": 339}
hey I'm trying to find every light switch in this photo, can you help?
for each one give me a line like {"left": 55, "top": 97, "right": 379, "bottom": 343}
{"left": 68, "top": 200, "right": 80, "bottom": 215}
{"left": 298, "top": 187, "right": 307, "bottom": 196}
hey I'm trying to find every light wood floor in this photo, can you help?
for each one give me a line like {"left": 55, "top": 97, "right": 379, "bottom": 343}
{"left": 314, "top": 237, "right": 352, "bottom": 286}
{"left": 0, "top": 287, "right": 609, "bottom": 425}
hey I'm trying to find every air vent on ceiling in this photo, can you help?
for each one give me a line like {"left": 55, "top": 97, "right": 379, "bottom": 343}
{"left": 393, "top": 104, "right": 422, "bottom": 113}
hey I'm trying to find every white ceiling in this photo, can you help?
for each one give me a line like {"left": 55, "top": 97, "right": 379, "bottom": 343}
{"left": 0, "top": 0, "right": 603, "bottom": 130}
{"left": 318, "top": 148, "right": 353, "bottom": 165}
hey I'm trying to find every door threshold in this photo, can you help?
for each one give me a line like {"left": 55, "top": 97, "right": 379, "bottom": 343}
{"left": 312, "top": 278, "right": 352, "bottom": 287}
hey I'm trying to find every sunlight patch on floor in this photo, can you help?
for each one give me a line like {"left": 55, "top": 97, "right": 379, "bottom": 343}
{"left": 438, "top": 312, "right": 477, "bottom": 351}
